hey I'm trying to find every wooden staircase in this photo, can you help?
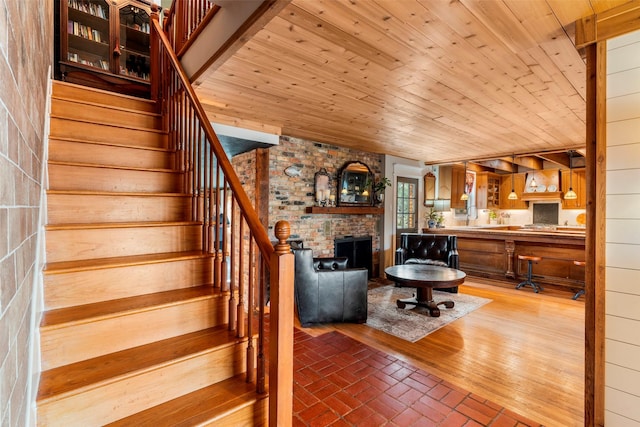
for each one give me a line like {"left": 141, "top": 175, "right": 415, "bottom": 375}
{"left": 37, "top": 81, "right": 267, "bottom": 426}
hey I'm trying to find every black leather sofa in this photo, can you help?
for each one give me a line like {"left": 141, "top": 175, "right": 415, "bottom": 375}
{"left": 293, "top": 248, "right": 368, "bottom": 327}
{"left": 395, "top": 233, "right": 460, "bottom": 293}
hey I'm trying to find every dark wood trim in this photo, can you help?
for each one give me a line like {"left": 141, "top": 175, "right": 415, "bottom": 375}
{"left": 305, "top": 206, "right": 384, "bottom": 215}
{"left": 584, "top": 41, "right": 606, "bottom": 427}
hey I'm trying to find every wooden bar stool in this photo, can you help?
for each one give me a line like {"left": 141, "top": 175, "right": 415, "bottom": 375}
{"left": 516, "top": 255, "right": 543, "bottom": 293}
{"left": 573, "top": 260, "right": 586, "bottom": 300}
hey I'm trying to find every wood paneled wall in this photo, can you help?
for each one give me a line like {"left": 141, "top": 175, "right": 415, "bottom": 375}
{"left": 605, "top": 29, "right": 640, "bottom": 425}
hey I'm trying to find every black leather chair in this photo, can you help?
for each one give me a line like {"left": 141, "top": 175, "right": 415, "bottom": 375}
{"left": 293, "top": 248, "right": 368, "bottom": 327}
{"left": 395, "top": 233, "right": 460, "bottom": 293}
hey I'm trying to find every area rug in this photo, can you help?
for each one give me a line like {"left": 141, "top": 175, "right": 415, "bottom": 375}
{"left": 366, "top": 285, "right": 492, "bottom": 342}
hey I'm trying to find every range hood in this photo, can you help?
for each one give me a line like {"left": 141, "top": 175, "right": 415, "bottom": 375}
{"left": 520, "top": 169, "right": 562, "bottom": 201}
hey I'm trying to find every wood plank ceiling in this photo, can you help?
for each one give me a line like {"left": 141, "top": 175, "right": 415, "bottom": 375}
{"left": 193, "top": 0, "right": 630, "bottom": 165}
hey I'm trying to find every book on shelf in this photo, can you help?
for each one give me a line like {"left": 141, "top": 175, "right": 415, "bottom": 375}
{"left": 68, "top": 20, "right": 105, "bottom": 43}
{"left": 68, "top": 0, "right": 107, "bottom": 19}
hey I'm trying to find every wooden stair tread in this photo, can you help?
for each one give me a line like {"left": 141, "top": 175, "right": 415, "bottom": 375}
{"left": 48, "top": 160, "right": 177, "bottom": 173}
{"left": 49, "top": 136, "right": 173, "bottom": 153}
{"left": 37, "top": 325, "right": 244, "bottom": 400}
{"left": 44, "top": 251, "right": 211, "bottom": 273}
{"left": 41, "top": 285, "right": 224, "bottom": 328}
{"left": 50, "top": 114, "right": 166, "bottom": 134}
{"left": 105, "top": 374, "right": 265, "bottom": 426}
{"left": 46, "top": 190, "right": 189, "bottom": 197}
{"left": 45, "top": 220, "right": 200, "bottom": 231}
{"left": 52, "top": 81, "right": 157, "bottom": 106}
{"left": 52, "top": 95, "right": 162, "bottom": 118}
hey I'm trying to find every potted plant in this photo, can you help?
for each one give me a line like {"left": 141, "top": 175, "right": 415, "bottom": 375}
{"left": 489, "top": 210, "right": 499, "bottom": 225}
{"left": 373, "top": 177, "right": 392, "bottom": 204}
{"left": 426, "top": 208, "right": 439, "bottom": 228}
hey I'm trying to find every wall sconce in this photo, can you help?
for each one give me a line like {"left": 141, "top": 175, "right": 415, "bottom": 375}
{"left": 508, "top": 154, "right": 518, "bottom": 200}
{"left": 564, "top": 150, "right": 578, "bottom": 200}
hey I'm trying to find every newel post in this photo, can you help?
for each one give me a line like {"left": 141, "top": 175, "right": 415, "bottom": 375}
{"left": 269, "top": 221, "right": 294, "bottom": 427}
{"left": 150, "top": 4, "right": 160, "bottom": 105}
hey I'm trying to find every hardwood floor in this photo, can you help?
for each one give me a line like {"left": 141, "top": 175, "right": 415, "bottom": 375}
{"left": 297, "top": 278, "right": 585, "bottom": 426}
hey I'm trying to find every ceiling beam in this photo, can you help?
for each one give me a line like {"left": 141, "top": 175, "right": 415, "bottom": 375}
{"left": 513, "top": 156, "right": 544, "bottom": 170}
{"left": 537, "top": 152, "right": 571, "bottom": 168}
{"left": 473, "top": 158, "right": 515, "bottom": 173}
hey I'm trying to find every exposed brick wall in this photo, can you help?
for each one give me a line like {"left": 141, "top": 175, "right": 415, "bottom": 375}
{"left": 0, "top": 0, "right": 53, "bottom": 425}
{"left": 234, "top": 136, "right": 384, "bottom": 262}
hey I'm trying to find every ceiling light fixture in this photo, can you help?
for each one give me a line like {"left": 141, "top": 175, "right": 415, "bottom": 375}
{"left": 508, "top": 154, "right": 518, "bottom": 200}
{"left": 564, "top": 150, "right": 578, "bottom": 200}
{"left": 460, "top": 162, "right": 469, "bottom": 201}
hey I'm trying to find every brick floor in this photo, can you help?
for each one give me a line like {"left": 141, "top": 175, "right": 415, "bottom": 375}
{"left": 292, "top": 329, "right": 543, "bottom": 427}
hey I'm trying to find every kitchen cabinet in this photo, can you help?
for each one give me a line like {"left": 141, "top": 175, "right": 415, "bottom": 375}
{"left": 561, "top": 169, "right": 586, "bottom": 209}
{"left": 499, "top": 173, "right": 528, "bottom": 209}
{"left": 450, "top": 164, "right": 467, "bottom": 209}
{"left": 58, "top": 0, "right": 152, "bottom": 97}
{"left": 476, "top": 172, "right": 501, "bottom": 209}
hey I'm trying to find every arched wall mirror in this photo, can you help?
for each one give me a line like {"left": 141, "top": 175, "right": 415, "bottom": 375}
{"left": 424, "top": 172, "right": 436, "bottom": 207}
{"left": 338, "top": 161, "right": 373, "bottom": 206}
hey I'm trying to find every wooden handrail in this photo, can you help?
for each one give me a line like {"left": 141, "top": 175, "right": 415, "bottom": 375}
{"left": 150, "top": 7, "right": 294, "bottom": 425}
{"left": 151, "top": 15, "right": 274, "bottom": 261}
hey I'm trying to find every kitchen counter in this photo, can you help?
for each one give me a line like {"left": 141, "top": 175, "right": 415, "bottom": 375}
{"left": 424, "top": 226, "right": 585, "bottom": 294}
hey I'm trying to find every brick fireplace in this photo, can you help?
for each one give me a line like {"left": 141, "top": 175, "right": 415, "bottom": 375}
{"left": 233, "top": 135, "right": 384, "bottom": 275}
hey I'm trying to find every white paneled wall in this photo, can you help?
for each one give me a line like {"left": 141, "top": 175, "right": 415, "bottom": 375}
{"left": 606, "top": 29, "right": 640, "bottom": 426}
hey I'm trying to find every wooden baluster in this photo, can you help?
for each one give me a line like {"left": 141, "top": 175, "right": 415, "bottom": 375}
{"left": 256, "top": 255, "right": 266, "bottom": 394}
{"left": 269, "top": 221, "right": 294, "bottom": 426}
{"left": 207, "top": 141, "right": 214, "bottom": 254}
{"left": 229, "top": 199, "right": 242, "bottom": 331}
{"left": 229, "top": 217, "right": 243, "bottom": 332}
{"left": 246, "top": 238, "right": 255, "bottom": 382}
{"left": 220, "top": 180, "right": 229, "bottom": 289}
{"left": 214, "top": 163, "right": 222, "bottom": 285}
{"left": 236, "top": 224, "right": 246, "bottom": 338}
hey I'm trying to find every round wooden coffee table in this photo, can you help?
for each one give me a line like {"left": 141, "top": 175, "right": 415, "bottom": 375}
{"left": 384, "top": 264, "right": 467, "bottom": 317}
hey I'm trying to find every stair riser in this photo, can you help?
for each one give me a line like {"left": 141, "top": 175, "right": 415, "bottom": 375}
{"left": 50, "top": 117, "right": 166, "bottom": 148}
{"left": 37, "top": 342, "right": 246, "bottom": 425}
{"left": 52, "top": 82, "right": 156, "bottom": 113}
{"left": 203, "top": 400, "right": 268, "bottom": 426}
{"left": 40, "top": 297, "right": 230, "bottom": 370}
{"left": 48, "top": 163, "right": 182, "bottom": 193}
{"left": 46, "top": 225, "right": 203, "bottom": 263}
{"left": 47, "top": 193, "right": 192, "bottom": 225}
{"left": 49, "top": 139, "right": 174, "bottom": 170}
{"left": 44, "top": 257, "right": 213, "bottom": 309}
{"left": 52, "top": 98, "right": 161, "bottom": 129}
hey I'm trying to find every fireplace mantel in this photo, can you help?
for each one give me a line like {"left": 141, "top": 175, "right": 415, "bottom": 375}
{"left": 305, "top": 206, "right": 383, "bottom": 215}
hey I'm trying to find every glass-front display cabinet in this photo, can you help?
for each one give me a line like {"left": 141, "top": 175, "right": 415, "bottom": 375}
{"left": 57, "top": 0, "right": 153, "bottom": 97}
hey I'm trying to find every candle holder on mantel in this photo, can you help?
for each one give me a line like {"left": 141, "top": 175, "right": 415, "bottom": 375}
{"left": 316, "top": 189, "right": 332, "bottom": 207}
{"left": 314, "top": 168, "right": 332, "bottom": 207}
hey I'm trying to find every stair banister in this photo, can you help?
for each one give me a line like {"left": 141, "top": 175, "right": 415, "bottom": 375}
{"left": 150, "top": 9, "right": 294, "bottom": 426}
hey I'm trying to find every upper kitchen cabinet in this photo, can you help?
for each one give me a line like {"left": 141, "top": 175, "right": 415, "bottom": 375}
{"left": 450, "top": 164, "right": 467, "bottom": 209}
{"left": 476, "top": 172, "right": 501, "bottom": 210}
{"left": 57, "top": 0, "right": 152, "bottom": 98}
{"left": 561, "top": 169, "right": 586, "bottom": 209}
{"left": 499, "top": 173, "right": 528, "bottom": 209}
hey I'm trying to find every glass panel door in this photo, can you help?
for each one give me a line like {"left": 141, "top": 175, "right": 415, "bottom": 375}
{"left": 396, "top": 177, "right": 418, "bottom": 247}
{"left": 118, "top": 3, "right": 150, "bottom": 80}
